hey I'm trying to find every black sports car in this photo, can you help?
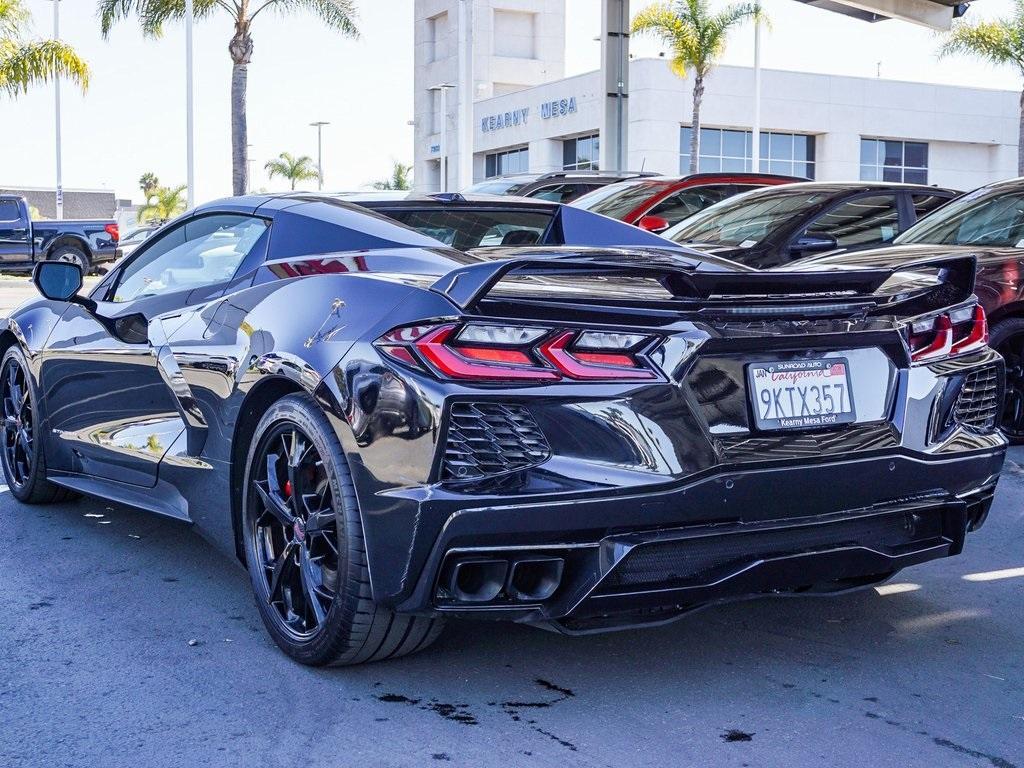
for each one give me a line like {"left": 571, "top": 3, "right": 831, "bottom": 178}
{"left": 0, "top": 194, "right": 1006, "bottom": 666}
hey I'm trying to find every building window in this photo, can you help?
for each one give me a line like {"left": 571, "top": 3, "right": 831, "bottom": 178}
{"left": 680, "top": 127, "right": 816, "bottom": 178}
{"left": 485, "top": 146, "right": 530, "bottom": 178}
{"left": 563, "top": 134, "right": 600, "bottom": 171}
{"left": 860, "top": 139, "right": 928, "bottom": 184}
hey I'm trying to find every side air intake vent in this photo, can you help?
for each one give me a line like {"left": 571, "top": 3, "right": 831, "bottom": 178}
{"left": 442, "top": 403, "right": 550, "bottom": 479}
{"left": 954, "top": 366, "right": 1001, "bottom": 433}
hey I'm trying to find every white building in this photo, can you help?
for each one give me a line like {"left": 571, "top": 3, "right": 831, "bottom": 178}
{"left": 413, "top": 0, "right": 1019, "bottom": 193}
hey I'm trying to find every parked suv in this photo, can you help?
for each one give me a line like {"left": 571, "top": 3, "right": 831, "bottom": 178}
{"left": 463, "top": 170, "right": 659, "bottom": 203}
{"left": 571, "top": 172, "right": 807, "bottom": 232}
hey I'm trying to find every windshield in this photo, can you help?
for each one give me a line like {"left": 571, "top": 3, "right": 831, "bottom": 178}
{"left": 463, "top": 178, "right": 533, "bottom": 196}
{"left": 571, "top": 180, "right": 671, "bottom": 219}
{"left": 895, "top": 188, "right": 1024, "bottom": 247}
{"left": 664, "top": 189, "right": 827, "bottom": 246}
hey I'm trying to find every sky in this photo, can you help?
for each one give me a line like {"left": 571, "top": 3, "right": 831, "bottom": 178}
{"left": 4, "top": 0, "right": 1024, "bottom": 206}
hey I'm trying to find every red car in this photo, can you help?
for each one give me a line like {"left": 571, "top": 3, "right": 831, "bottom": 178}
{"left": 570, "top": 172, "right": 806, "bottom": 233}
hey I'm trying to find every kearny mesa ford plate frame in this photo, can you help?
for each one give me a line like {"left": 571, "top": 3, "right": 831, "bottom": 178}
{"left": 746, "top": 357, "right": 857, "bottom": 432}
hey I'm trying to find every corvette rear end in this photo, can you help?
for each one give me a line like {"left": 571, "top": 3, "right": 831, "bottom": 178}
{"left": 319, "top": 249, "right": 1006, "bottom": 633}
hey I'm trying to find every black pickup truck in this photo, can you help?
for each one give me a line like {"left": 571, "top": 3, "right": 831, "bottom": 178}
{"left": 0, "top": 194, "right": 120, "bottom": 274}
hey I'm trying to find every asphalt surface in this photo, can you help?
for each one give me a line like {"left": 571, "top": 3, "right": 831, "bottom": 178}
{"left": 0, "top": 278, "right": 1021, "bottom": 767}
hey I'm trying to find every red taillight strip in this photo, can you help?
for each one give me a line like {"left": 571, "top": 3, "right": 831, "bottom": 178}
{"left": 104, "top": 223, "right": 119, "bottom": 242}
{"left": 911, "top": 314, "right": 952, "bottom": 363}
{"left": 950, "top": 305, "right": 988, "bottom": 355}
{"left": 414, "top": 325, "right": 560, "bottom": 381}
{"left": 538, "top": 331, "right": 656, "bottom": 380}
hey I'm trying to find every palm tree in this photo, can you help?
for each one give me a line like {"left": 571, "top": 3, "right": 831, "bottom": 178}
{"left": 939, "top": 12, "right": 1024, "bottom": 175}
{"left": 98, "top": 1, "right": 359, "bottom": 196}
{"left": 264, "top": 152, "right": 321, "bottom": 190}
{"left": 138, "top": 184, "right": 187, "bottom": 224}
{"left": 372, "top": 160, "right": 413, "bottom": 191}
{"left": 138, "top": 172, "right": 159, "bottom": 201}
{"left": 632, "top": 0, "right": 764, "bottom": 175}
{"left": 1, "top": 0, "right": 89, "bottom": 97}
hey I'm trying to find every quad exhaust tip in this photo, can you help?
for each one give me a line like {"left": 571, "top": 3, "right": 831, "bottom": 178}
{"left": 446, "top": 556, "right": 565, "bottom": 604}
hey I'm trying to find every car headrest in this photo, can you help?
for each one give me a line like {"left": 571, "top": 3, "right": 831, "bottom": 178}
{"left": 500, "top": 229, "right": 540, "bottom": 246}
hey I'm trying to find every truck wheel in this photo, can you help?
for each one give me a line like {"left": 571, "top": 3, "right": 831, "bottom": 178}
{"left": 50, "top": 246, "right": 90, "bottom": 275}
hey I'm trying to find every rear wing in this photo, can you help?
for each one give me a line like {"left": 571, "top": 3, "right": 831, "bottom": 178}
{"left": 430, "top": 252, "right": 977, "bottom": 318}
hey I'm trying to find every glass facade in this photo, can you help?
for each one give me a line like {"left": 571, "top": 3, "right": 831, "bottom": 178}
{"left": 680, "top": 127, "right": 816, "bottom": 178}
{"left": 563, "top": 134, "right": 600, "bottom": 171}
{"left": 485, "top": 146, "right": 530, "bottom": 178}
{"left": 860, "top": 139, "right": 928, "bottom": 184}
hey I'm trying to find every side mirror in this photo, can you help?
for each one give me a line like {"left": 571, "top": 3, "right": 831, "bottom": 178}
{"left": 32, "top": 261, "right": 82, "bottom": 301}
{"left": 790, "top": 233, "right": 839, "bottom": 255}
{"left": 637, "top": 215, "right": 671, "bottom": 234}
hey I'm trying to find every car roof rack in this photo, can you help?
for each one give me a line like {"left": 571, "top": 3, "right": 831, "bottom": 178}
{"left": 531, "top": 170, "right": 659, "bottom": 181}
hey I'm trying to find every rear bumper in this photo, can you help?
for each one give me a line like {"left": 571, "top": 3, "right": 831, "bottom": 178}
{"left": 391, "top": 447, "right": 1002, "bottom": 626}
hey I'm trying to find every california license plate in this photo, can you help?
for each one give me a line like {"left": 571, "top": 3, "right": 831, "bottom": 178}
{"left": 747, "top": 358, "right": 856, "bottom": 431}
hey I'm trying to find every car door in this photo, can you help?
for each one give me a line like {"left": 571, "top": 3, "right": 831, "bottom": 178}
{"left": 38, "top": 213, "right": 270, "bottom": 487}
{"left": 0, "top": 198, "right": 31, "bottom": 263}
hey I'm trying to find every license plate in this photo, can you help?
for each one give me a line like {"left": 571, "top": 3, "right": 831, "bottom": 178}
{"left": 747, "top": 358, "right": 856, "bottom": 431}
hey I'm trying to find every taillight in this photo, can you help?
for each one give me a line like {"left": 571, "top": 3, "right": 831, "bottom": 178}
{"left": 104, "top": 223, "right": 119, "bottom": 242}
{"left": 375, "top": 323, "right": 657, "bottom": 382}
{"left": 909, "top": 304, "right": 988, "bottom": 364}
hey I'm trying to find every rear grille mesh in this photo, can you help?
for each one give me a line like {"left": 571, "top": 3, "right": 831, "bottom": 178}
{"left": 442, "top": 403, "right": 550, "bottom": 479}
{"left": 954, "top": 366, "right": 1000, "bottom": 433}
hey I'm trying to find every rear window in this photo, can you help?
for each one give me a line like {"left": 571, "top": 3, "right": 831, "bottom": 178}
{"left": 571, "top": 180, "right": 672, "bottom": 220}
{"left": 381, "top": 208, "right": 553, "bottom": 249}
{"left": 0, "top": 200, "right": 22, "bottom": 222}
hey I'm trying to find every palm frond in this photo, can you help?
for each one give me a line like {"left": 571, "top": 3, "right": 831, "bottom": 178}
{"left": 250, "top": 0, "right": 359, "bottom": 36}
{"left": 138, "top": 184, "right": 187, "bottom": 223}
{"left": 0, "top": 39, "right": 89, "bottom": 96}
{"left": 97, "top": 0, "right": 222, "bottom": 39}
{"left": 0, "top": 0, "right": 29, "bottom": 39}
{"left": 938, "top": 20, "right": 1024, "bottom": 71}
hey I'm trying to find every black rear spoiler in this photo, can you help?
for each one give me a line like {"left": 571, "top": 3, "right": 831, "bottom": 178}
{"left": 430, "top": 253, "right": 977, "bottom": 316}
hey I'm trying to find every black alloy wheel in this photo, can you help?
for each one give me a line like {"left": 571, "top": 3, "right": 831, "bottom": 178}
{"left": 250, "top": 422, "right": 339, "bottom": 640}
{"left": 242, "top": 394, "right": 443, "bottom": 666}
{"left": 991, "top": 318, "right": 1024, "bottom": 444}
{"left": 0, "top": 347, "right": 72, "bottom": 503}
{"left": 2, "top": 355, "right": 34, "bottom": 489}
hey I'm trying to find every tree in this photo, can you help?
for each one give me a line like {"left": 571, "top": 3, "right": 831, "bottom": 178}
{"left": 138, "top": 184, "right": 186, "bottom": 224}
{"left": 98, "top": 1, "right": 358, "bottom": 196}
{"left": 1, "top": 0, "right": 89, "bottom": 97}
{"left": 138, "top": 172, "right": 159, "bottom": 201}
{"left": 632, "top": 0, "right": 763, "bottom": 175}
{"left": 939, "top": 13, "right": 1024, "bottom": 175}
{"left": 264, "top": 151, "right": 321, "bottom": 190}
{"left": 372, "top": 160, "right": 412, "bottom": 191}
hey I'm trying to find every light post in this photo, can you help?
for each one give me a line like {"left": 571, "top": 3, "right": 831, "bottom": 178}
{"left": 310, "top": 121, "right": 329, "bottom": 190}
{"left": 51, "top": 0, "right": 62, "bottom": 219}
{"left": 751, "top": 18, "right": 762, "bottom": 173}
{"left": 185, "top": 0, "right": 195, "bottom": 209}
{"left": 428, "top": 84, "right": 455, "bottom": 192}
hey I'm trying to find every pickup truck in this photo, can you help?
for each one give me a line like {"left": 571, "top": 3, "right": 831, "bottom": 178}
{"left": 0, "top": 194, "right": 120, "bottom": 274}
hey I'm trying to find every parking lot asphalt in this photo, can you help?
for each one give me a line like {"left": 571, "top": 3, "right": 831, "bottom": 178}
{"left": 0, "top": 448, "right": 1020, "bottom": 768}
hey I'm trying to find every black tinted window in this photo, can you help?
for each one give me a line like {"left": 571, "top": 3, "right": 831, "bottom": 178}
{"left": 0, "top": 200, "right": 22, "bottom": 222}
{"left": 381, "top": 208, "right": 552, "bottom": 249}
{"left": 648, "top": 185, "right": 735, "bottom": 226}
{"left": 805, "top": 194, "right": 901, "bottom": 247}
{"left": 912, "top": 193, "right": 951, "bottom": 221}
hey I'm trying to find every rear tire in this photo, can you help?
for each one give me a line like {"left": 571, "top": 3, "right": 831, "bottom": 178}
{"left": 241, "top": 393, "right": 443, "bottom": 666}
{"left": 49, "top": 245, "right": 90, "bottom": 276}
{"left": 990, "top": 317, "right": 1024, "bottom": 445}
{"left": 0, "top": 347, "right": 75, "bottom": 504}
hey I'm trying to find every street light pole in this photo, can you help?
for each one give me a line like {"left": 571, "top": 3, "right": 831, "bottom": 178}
{"left": 310, "top": 122, "right": 329, "bottom": 190}
{"left": 185, "top": 0, "right": 195, "bottom": 209}
{"left": 752, "top": 18, "right": 762, "bottom": 173}
{"left": 52, "top": 0, "right": 62, "bottom": 219}
{"left": 428, "top": 84, "right": 455, "bottom": 192}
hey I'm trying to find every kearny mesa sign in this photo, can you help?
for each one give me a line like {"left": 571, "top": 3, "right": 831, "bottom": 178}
{"left": 480, "top": 96, "right": 578, "bottom": 133}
